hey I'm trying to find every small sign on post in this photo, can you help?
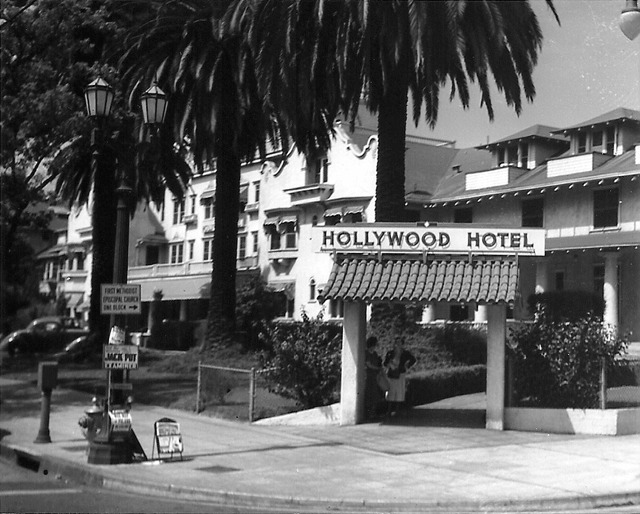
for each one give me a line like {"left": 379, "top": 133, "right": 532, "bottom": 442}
{"left": 101, "top": 284, "right": 141, "bottom": 315}
{"left": 103, "top": 345, "right": 139, "bottom": 370}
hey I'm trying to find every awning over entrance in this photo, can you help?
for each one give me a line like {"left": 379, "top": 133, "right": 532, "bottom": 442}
{"left": 318, "top": 257, "right": 519, "bottom": 305}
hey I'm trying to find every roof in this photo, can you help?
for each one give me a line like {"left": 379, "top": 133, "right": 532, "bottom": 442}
{"left": 318, "top": 257, "right": 519, "bottom": 305}
{"left": 551, "top": 108, "right": 640, "bottom": 134}
{"left": 476, "top": 125, "right": 568, "bottom": 149}
{"left": 430, "top": 146, "right": 640, "bottom": 204}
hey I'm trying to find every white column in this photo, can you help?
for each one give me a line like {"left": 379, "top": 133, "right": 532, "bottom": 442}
{"left": 421, "top": 302, "right": 436, "bottom": 323}
{"left": 535, "top": 259, "right": 548, "bottom": 294}
{"left": 486, "top": 303, "right": 507, "bottom": 430}
{"left": 603, "top": 253, "right": 619, "bottom": 335}
{"left": 340, "top": 301, "right": 367, "bottom": 425}
{"left": 474, "top": 305, "right": 488, "bottom": 323}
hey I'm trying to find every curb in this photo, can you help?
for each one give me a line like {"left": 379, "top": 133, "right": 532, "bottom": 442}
{"left": 2, "top": 440, "right": 639, "bottom": 513}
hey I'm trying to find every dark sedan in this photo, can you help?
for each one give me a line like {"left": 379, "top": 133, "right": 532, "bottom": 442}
{"left": 0, "top": 317, "right": 88, "bottom": 356}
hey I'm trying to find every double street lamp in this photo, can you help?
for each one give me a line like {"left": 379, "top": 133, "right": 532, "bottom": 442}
{"left": 83, "top": 77, "right": 167, "bottom": 464}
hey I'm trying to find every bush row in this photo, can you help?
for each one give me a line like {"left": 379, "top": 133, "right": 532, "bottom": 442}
{"left": 406, "top": 365, "right": 486, "bottom": 406}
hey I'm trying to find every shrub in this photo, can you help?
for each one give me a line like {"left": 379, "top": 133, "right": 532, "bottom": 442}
{"left": 509, "top": 312, "right": 628, "bottom": 408}
{"left": 527, "top": 291, "right": 604, "bottom": 321}
{"left": 406, "top": 365, "right": 486, "bottom": 406}
{"left": 261, "top": 313, "right": 342, "bottom": 409}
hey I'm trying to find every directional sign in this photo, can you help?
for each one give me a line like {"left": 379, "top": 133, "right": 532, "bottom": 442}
{"left": 101, "top": 284, "right": 141, "bottom": 315}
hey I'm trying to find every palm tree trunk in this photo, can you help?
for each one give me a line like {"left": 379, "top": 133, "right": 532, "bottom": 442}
{"left": 88, "top": 149, "right": 117, "bottom": 346}
{"left": 375, "top": 59, "right": 409, "bottom": 222}
{"left": 206, "top": 122, "right": 241, "bottom": 349}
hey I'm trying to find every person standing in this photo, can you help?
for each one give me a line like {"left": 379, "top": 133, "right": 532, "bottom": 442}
{"left": 364, "top": 336, "right": 384, "bottom": 420}
{"left": 383, "top": 339, "right": 416, "bottom": 417}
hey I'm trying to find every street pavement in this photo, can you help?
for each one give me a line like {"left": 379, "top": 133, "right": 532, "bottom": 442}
{"left": 1, "top": 377, "right": 639, "bottom": 513}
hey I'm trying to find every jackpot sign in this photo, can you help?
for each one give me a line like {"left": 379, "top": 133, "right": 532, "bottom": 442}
{"left": 314, "top": 224, "right": 545, "bottom": 256}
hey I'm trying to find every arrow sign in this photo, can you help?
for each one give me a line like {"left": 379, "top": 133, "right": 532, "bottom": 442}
{"left": 101, "top": 284, "right": 142, "bottom": 315}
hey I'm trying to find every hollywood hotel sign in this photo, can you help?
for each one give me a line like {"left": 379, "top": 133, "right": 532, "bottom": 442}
{"left": 313, "top": 224, "right": 545, "bottom": 256}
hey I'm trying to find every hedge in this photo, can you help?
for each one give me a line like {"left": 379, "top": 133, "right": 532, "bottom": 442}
{"left": 406, "top": 364, "right": 486, "bottom": 406}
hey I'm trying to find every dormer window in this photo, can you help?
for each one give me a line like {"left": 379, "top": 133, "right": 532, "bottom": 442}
{"left": 496, "top": 143, "right": 528, "bottom": 168}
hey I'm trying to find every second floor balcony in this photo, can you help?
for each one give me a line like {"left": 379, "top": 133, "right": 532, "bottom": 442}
{"left": 128, "top": 256, "right": 259, "bottom": 280}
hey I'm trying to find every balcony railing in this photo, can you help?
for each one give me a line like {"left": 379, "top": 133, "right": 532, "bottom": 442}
{"left": 128, "top": 257, "right": 258, "bottom": 279}
{"left": 547, "top": 152, "right": 612, "bottom": 178}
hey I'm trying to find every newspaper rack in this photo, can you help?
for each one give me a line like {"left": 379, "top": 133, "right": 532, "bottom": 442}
{"left": 152, "top": 417, "right": 183, "bottom": 460}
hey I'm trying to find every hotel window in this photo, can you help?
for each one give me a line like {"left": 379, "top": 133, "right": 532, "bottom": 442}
{"left": 593, "top": 187, "right": 619, "bottom": 228}
{"left": 238, "top": 234, "right": 247, "bottom": 260}
{"left": 172, "top": 198, "right": 185, "bottom": 225}
{"left": 253, "top": 182, "right": 260, "bottom": 203}
{"left": 454, "top": 207, "right": 473, "bottom": 224}
{"left": 252, "top": 231, "right": 259, "bottom": 254}
{"left": 170, "top": 243, "right": 184, "bottom": 264}
{"left": 190, "top": 194, "right": 196, "bottom": 214}
{"left": 188, "top": 240, "right": 195, "bottom": 260}
{"left": 307, "top": 156, "right": 329, "bottom": 184}
{"left": 592, "top": 130, "right": 603, "bottom": 153}
{"left": 203, "top": 239, "right": 212, "bottom": 261}
{"left": 283, "top": 223, "right": 297, "bottom": 249}
{"left": 309, "top": 279, "right": 316, "bottom": 301}
{"left": 269, "top": 230, "right": 281, "bottom": 250}
{"left": 311, "top": 215, "right": 318, "bottom": 227}
{"left": 605, "top": 126, "right": 616, "bottom": 154}
{"left": 520, "top": 143, "right": 528, "bottom": 168}
{"left": 203, "top": 197, "right": 214, "bottom": 219}
{"left": 577, "top": 132, "right": 587, "bottom": 154}
{"left": 507, "top": 145, "right": 518, "bottom": 165}
{"left": 521, "top": 198, "right": 544, "bottom": 228}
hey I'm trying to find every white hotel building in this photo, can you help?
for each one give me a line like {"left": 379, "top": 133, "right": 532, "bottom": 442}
{"left": 40, "top": 108, "right": 640, "bottom": 339}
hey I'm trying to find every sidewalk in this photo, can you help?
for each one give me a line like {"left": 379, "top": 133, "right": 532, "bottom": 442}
{"left": 1, "top": 377, "right": 639, "bottom": 513}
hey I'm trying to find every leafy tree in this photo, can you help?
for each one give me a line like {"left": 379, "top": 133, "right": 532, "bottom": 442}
{"left": 509, "top": 312, "right": 628, "bottom": 409}
{"left": 261, "top": 312, "right": 342, "bottom": 409}
{"left": 1, "top": 0, "right": 110, "bottom": 330}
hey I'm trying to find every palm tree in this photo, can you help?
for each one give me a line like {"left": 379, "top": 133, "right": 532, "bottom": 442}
{"left": 250, "top": 0, "right": 559, "bottom": 221}
{"left": 120, "top": 0, "right": 332, "bottom": 348}
{"left": 50, "top": 109, "right": 191, "bottom": 342}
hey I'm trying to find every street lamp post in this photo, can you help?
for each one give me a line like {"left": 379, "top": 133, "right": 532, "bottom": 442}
{"left": 620, "top": 0, "right": 640, "bottom": 40}
{"left": 83, "top": 77, "right": 167, "bottom": 464}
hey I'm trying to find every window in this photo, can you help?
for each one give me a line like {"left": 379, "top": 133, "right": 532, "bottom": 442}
{"left": 203, "top": 197, "right": 214, "bottom": 219}
{"left": 159, "top": 202, "right": 164, "bottom": 222}
{"left": 520, "top": 143, "right": 528, "bottom": 168}
{"left": 307, "top": 156, "right": 329, "bottom": 184}
{"left": 172, "top": 199, "right": 185, "bottom": 224}
{"left": 252, "top": 231, "right": 259, "bottom": 254}
{"left": 146, "top": 246, "right": 159, "bottom": 265}
{"left": 238, "top": 234, "right": 247, "bottom": 260}
{"left": 188, "top": 240, "right": 195, "bottom": 260}
{"left": 343, "top": 212, "right": 363, "bottom": 223}
{"left": 577, "top": 132, "right": 587, "bottom": 153}
{"left": 309, "top": 279, "right": 316, "bottom": 301}
{"left": 203, "top": 239, "right": 212, "bottom": 261}
{"left": 605, "top": 126, "right": 616, "bottom": 154}
{"left": 190, "top": 194, "right": 196, "bottom": 214}
{"left": 170, "top": 243, "right": 184, "bottom": 264}
{"left": 555, "top": 271, "right": 565, "bottom": 291}
{"left": 521, "top": 198, "right": 544, "bottom": 228}
{"left": 270, "top": 230, "right": 281, "bottom": 250}
{"left": 592, "top": 130, "right": 603, "bottom": 152}
{"left": 454, "top": 207, "right": 473, "bottom": 224}
{"left": 507, "top": 145, "right": 518, "bottom": 165}
{"left": 593, "top": 187, "right": 619, "bottom": 228}
{"left": 253, "top": 182, "right": 260, "bottom": 203}
{"left": 497, "top": 148, "right": 506, "bottom": 166}
{"left": 283, "top": 224, "right": 297, "bottom": 249}
{"left": 311, "top": 215, "right": 318, "bottom": 227}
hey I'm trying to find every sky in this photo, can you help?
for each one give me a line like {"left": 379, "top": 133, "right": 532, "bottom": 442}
{"left": 406, "top": 0, "right": 640, "bottom": 148}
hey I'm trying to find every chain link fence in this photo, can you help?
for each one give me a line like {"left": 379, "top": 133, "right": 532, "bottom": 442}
{"left": 195, "top": 363, "right": 298, "bottom": 422}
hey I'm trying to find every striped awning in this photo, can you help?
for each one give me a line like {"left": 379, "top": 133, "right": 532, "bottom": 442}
{"left": 318, "top": 257, "right": 519, "bottom": 305}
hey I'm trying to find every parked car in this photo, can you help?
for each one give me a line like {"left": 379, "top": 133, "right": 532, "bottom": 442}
{"left": 53, "top": 335, "right": 93, "bottom": 363}
{"left": 0, "top": 317, "right": 88, "bottom": 356}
